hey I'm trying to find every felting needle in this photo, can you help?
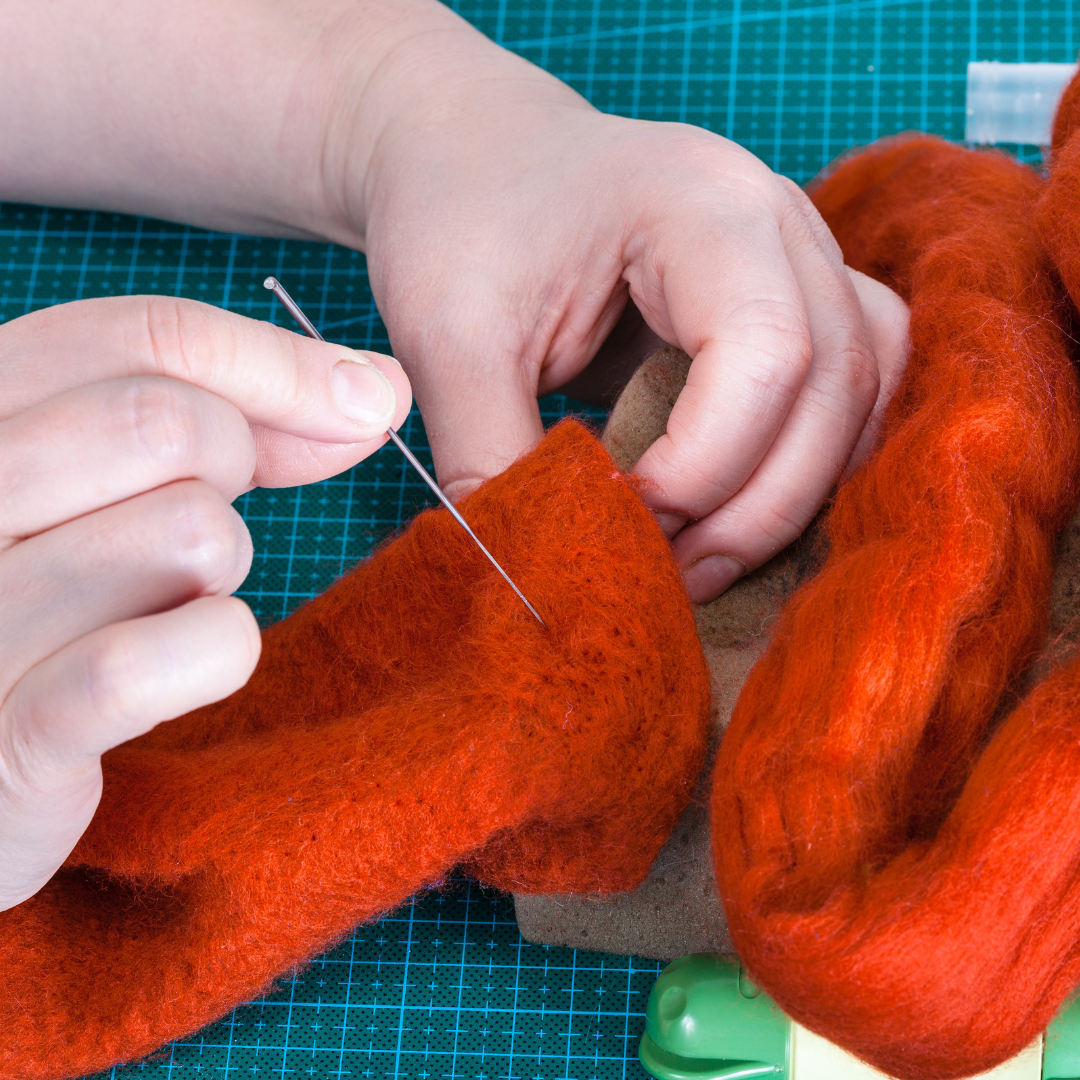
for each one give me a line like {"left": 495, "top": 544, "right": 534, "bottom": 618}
{"left": 263, "top": 276, "right": 547, "bottom": 629}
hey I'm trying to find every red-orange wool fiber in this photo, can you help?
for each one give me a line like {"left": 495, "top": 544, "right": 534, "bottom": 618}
{"left": 713, "top": 90, "right": 1080, "bottom": 1078}
{"left": 0, "top": 420, "right": 711, "bottom": 1080}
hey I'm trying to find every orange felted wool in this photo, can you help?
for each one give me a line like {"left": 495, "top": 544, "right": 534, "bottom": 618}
{"left": 0, "top": 419, "right": 711, "bottom": 1080}
{"left": 712, "top": 131, "right": 1080, "bottom": 1076}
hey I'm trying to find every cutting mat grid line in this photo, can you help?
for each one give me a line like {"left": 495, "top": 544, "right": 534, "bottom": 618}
{"left": 91, "top": 888, "right": 664, "bottom": 1080}
{"left": 0, "top": 2, "right": 1069, "bottom": 1077}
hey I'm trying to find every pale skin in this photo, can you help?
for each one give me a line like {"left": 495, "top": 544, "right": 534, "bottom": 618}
{"left": 0, "top": 0, "right": 909, "bottom": 909}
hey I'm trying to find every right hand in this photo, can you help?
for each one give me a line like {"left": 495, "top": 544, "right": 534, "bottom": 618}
{"left": 0, "top": 295, "right": 411, "bottom": 911}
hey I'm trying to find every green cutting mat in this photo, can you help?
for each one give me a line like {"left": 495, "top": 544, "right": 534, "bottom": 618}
{"left": 0, "top": 1, "right": 1072, "bottom": 1076}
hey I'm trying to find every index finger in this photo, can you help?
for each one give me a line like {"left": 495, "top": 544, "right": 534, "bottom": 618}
{"left": 631, "top": 214, "right": 815, "bottom": 520}
{"left": 0, "top": 295, "right": 412, "bottom": 445}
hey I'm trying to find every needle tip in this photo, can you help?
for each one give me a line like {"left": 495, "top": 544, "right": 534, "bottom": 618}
{"left": 263, "top": 277, "right": 542, "bottom": 626}
{"left": 518, "top": 594, "right": 547, "bottom": 629}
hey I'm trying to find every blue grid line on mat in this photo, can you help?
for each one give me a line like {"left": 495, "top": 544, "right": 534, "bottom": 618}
{"left": 0, "top": 1, "right": 1072, "bottom": 1077}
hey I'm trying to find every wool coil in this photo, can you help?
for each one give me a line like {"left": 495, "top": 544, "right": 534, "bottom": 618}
{"left": 713, "top": 99, "right": 1080, "bottom": 1080}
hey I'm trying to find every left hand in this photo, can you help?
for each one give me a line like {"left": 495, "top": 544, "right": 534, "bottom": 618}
{"left": 348, "top": 17, "right": 911, "bottom": 602}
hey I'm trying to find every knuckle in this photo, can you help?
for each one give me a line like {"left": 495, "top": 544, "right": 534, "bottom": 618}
{"left": 141, "top": 295, "right": 230, "bottom": 384}
{"left": 726, "top": 293, "right": 810, "bottom": 344}
{"left": 759, "top": 499, "right": 814, "bottom": 547}
{"left": 777, "top": 176, "right": 827, "bottom": 235}
{"left": 141, "top": 296, "right": 189, "bottom": 377}
{"left": 122, "top": 379, "right": 201, "bottom": 471}
{"left": 79, "top": 630, "right": 146, "bottom": 731}
{"left": 686, "top": 494, "right": 813, "bottom": 571}
{"left": 724, "top": 301, "right": 814, "bottom": 389}
{"left": 775, "top": 181, "right": 846, "bottom": 264}
{"left": 738, "top": 498, "right": 815, "bottom": 562}
{"left": 642, "top": 125, "right": 774, "bottom": 197}
{"left": 164, "top": 482, "right": 245, "bottom": 586}
{"left": 648, "top": 445, "right": 726, "bottom": 518}
{"left": 817, "top": 332, "right": 881, "bottom": 412}
{"left": 845, "top": 345, "right": 882, "bottom": 411}
{"left": 798, "top": 282, "right": 885, "bottom": 416}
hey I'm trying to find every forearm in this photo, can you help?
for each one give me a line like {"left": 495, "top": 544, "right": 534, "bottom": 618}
{"left": 0, "top": 0, "right": 552, "bottom": 246}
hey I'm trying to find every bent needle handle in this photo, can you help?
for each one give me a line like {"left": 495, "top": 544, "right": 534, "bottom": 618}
{"left": 263, "top": 276, "right": 546, "bottom": 628}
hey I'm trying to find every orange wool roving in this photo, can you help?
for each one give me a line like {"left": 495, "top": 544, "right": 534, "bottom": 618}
{"left": 0, "top": 420, "right": 711, "bottom": 1080}
{"left": 712, "top": 103, "right": 1080, "bottom": 1078}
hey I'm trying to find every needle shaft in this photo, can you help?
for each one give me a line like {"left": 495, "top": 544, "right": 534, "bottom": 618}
{"left": 263, "top": 276, "right": 546, "bottom": 628}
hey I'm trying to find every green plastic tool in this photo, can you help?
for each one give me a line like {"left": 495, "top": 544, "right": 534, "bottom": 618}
{"left": 639, "top": 955, "right": 1080, "bottom": 1080}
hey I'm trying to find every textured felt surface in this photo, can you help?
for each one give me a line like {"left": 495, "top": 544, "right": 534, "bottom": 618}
{"left": 515, "top": 345, "right": 828, "bottom": 961}
{"left": 0, "top": 422, "right": 711, "bottom": 1080}
{"left": 0, "top": 2, "right": 1072, "bottom": 1077}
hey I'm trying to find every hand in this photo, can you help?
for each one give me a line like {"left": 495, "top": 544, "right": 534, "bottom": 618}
{"left": 0, "top": 0, "right": 908, "bottom": 606}
{"left": 0, "top": 296, "right": 410, "bottom": 910}
{"left": 349, "top": 19, "right": 911, "bottom": 603}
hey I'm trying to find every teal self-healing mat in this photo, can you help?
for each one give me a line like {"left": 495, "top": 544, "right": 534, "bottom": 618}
{"left": 1, "top": 2, "right": 1073, "bottom": 1077}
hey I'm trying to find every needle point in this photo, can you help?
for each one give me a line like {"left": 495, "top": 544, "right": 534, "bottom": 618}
{"left": 263, "top": 278, "right": 546, "bottom": 628}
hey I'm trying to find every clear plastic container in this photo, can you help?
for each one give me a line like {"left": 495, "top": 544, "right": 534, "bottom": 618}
{"left": 966, "top": 61, "right": 1078, "bottom": 145}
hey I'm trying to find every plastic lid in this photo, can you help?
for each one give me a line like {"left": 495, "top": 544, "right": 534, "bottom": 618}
{"left": 639, "top": 954, "right": 1077, "bottom": 1079}
{"left": 638, "top": 954, "right": 788, "bottom": 1079}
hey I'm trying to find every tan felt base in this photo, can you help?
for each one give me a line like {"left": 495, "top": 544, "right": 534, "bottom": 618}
{"left": 513, "top": 802, "right": 732, "bottom": 961}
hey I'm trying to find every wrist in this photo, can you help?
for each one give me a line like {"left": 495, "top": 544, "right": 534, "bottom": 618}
{"left": 317, "top": 5, "right": 594, "bottom": 250}
{"left": 0, "top": 0, "right": 553, "bottom": 246}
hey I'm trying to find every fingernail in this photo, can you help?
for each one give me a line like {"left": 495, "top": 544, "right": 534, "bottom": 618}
{"left": 331, "top": 356, "right": 396, "bottom": 431}
{"left": 655, "top": 511, "right": 688, "bottom": 539}
{"left": 683, "top": 555, "right": 746, "bottom": 603}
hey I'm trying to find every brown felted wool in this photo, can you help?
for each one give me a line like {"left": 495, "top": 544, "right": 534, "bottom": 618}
{"left": 514, "top": 348, "right": 827, "bottom": 960}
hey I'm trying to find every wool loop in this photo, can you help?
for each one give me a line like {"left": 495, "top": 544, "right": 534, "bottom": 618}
{"left": 713, "top": 83, "right": 1080, "bottom": 1080}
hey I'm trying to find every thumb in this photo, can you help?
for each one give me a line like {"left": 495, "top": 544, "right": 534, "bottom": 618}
{"left": 407, "top": 351, "right": 546, "bottom": 502}
{"left": 0, "top": 295, "right": 414, "bottom": 488}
